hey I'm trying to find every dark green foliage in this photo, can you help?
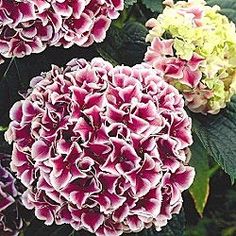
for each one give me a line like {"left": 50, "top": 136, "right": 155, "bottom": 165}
{"left": 192, "top": 96, "right": 236, "bottom": 182}
{"left": 124, "top": 0, "right": 138, "bottom": 8}
{"left": 141, "top": 0, "right": 163, "bottom": 13}
{"left": 189, "top": 135, "right": 210, "bottom": 216}
{"left": 97, "top": 22, "right": 148, "bottom": 66}
{"left": 207, "top": 0, "right": 236, "bottom": 23}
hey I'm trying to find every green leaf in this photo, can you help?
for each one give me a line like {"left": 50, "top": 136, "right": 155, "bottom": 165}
{"left": 192, "top": 96, "right": 236, "bottom": 182}
{"left": 96, "top": 26, "right": 121, "bottom": 66}
{"left": 189, "top": 134, "right": 210, "bottom": 216}
{"left": 124, "top": 0, "right": 137, "bottom": 8}
{"left": 97, "top": 22, "right": 148, "bottom": 66}
{"left": 0, "top": 126, "right": 7, "bottom": 131}
{"left": 207, "top": 0, "right": 236, "bottom": 23}
{"left": 141, "top": 0, "right": 164, "bottom": 13}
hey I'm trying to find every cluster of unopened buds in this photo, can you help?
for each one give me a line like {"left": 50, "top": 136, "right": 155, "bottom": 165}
{"left": 0, "top": 0, "right": 124, "bottom": 63}
{"left": 0, "top": 153, "right": 24, "bottom": 236}
{"left": 145, "top": 0, "right": 236, "bottom": 114}
{"left": 5, "top": 57, "right": 195, "bottom": 236}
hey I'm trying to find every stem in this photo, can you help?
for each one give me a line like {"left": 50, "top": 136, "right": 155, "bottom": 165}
{"left": 14, "top": 58, "right": 21, "bottom": 81}
{"left": 0, "top": 126, "right": 8, "bottom": 131}
{"left": 13, "top": 58, "right": 24, "bottom": 89}
{"left": 209, "top": 164, "right": 220, "bottom": 177}
{"left": 3, "top": 57, "right": 14, "bottom": 78}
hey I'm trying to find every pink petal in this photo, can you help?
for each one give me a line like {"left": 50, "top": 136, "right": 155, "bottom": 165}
{"left": 70, "top": 191, "right": 89, "bottom": 207}
{"left": 31, "top": 140, "right": 51, "bottom": 161}
{"left": 187, "top": 53, "right": 204, "bottom": 71}
{"left": 71, "top": 0, "right": 85, "bottom": 18}
{"left": 19, "top": 2, "right": 36, "bottom": 22}
{"left": 151, "top": 37, "right": 174, "bottom": 56}
{"left": 35, "top": 207, "right": 55, "bottom": 225}
{"left": 127, "top": 215, "right": 144, "bottom": 232}
{"left": 92, "top": 16, "right": 111, "bottom": 42}
{"left": 181, "top": 67, "right": 202, "bottom": 88}
{"left": 9, "top": 101, "right": 23, "bottom": 123}
{"left": 112, "top": 204, "right": 129, "bottom": 222}
{"left": 73, "top": 117, "right": 92, "bottom": 141}
{"left": 52, "top": 2, "right": 72, "bottom": 17}
{"left": 81, "top": 211, "right": 105, "bottom": 232}
{"left": 135, "top": 177, "right": 151, "bottom": 197}
{"left": 0, "top": 190, "right": 14, "bottom": 211}
{"left": 107, "top": 105, "right": 125, "bottom": 122}
{"left": 173, "top": 165, "right": 195, "bottom": 191}
{"left": 128, "top": 115, "right": 149, "bottom": 133}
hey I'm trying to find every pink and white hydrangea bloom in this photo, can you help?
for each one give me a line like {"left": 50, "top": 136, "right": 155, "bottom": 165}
{"left": 145, "top": 0, "right": 236, "bottom": 114}
{"left": 0, "top": 0, "right": 124, "bottom": 63}
{"left": 5, "top": 58, "right": 195, "bottom": 235}
{"left": 0, "top": 153, "right": 23, "bottom": 236}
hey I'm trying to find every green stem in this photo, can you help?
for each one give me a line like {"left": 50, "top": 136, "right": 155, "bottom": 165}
{"left": 14, "top": 58, "right": 21, "bottom": 81}
{"left": 209, "top": 164, "right": 220, "bottom": 177}
{"left": 3, "top": 57, "right": 14, "bottom": 78}
{"left": 0, "top": 126, "right": 8, "bottom": 132}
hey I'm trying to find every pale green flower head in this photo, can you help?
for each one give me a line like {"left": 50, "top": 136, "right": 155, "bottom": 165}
{"left": 174, "top": 38, "right": 195, "bottom": 60}
{"left": 145, "top": 0, "right": 236, "bottom": 114}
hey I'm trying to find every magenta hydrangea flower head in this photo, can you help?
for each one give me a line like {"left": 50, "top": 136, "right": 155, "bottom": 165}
{"left": 0, "top": 0, "right": 124, "bottom": 63}
{"left": 5, "top": 58, "right": 195, "bottom": 235}
{"left": 0, "top": 153, "right": 23, "bottom": 236}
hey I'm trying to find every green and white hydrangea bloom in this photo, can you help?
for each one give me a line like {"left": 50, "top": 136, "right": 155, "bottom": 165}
{"left": 145, "top": 0, "right": 236, "bottom": 114}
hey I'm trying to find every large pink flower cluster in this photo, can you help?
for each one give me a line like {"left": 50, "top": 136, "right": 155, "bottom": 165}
{"left": 0, "top": 153, "right": 23, "bottom": 236}
{"left": 0, "top": 0, "right": 123, "bottom": 63}
{"left": 5, "top": 58, "right": 195, "bottom": 235}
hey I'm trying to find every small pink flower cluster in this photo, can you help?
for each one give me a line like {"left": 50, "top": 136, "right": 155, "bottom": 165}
{"left": 5, "top": 58, "right": 195, "bottom": 235}
{"left": 0, "top": 153, "right": 23, "bottom": 236}
{"left": 145, "top": 38, "right": 204, "bottom": 89}
{"left": 144, "top": 38, "right": 207, "bottom": 111}
{"left": 0, "top": 0, "right": 123, "bottom": 63}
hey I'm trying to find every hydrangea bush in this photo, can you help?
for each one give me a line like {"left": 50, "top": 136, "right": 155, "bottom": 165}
{"left": 0, "top": 153, "right": 23, "bottom": 236}
{"left": 5, "top": 58, "right": 194, "bottom": 235}
{"left": 1, "top": 0, "right": 236, "bottom": 235}
{"left": 0, "top": 0, "right": 123, "bottom": 63}
{"left": 145, "top": 0, "right": 236, "bottom": 114}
